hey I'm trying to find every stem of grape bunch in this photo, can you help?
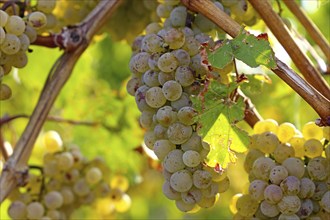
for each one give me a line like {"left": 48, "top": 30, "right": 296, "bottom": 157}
{"left": 181, "top": 0, "right": 330, "bottom": 125}
{"left": 0, "top": 0, "right": 122, "bottom": 204}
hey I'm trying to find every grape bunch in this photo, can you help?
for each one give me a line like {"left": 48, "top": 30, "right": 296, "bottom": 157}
{"left": 127, "top": 0, "right": 234, "bottom": 212}
{"left": 0, "top": 0, "right": 57, "bottom": 100}
{"left": 7, "top": 130, "right": 131, "bottom": 220}
{"left": 231, "top": 119, "right": 330, "bottom": 219}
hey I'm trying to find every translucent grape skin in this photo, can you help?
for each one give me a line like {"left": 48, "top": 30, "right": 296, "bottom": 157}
{"left": 170, "top": 170, "right": 193, "bottom": 192}
{"left": 182, "top": 150, "right": 201, "bottom": 168}
{"left": 26, "top": 202, "right": 45, "bottom": 219}
{"left": 44, "top": 191, "right": 64, "bottom": 210}
{"left": 8, "top": 200, "right": 27, "bottom": 219}
{"left": 263, "top": 184, "right": 283, "bottom": 204}
{"left": 163, "top": 149, "right": 185, "bottom": 173}
{"left": 235, "top": 194, "right": 259, "bottom": 217}
{"left": 162, "top": 80, "right": 182, "bottom": 101}
{"left": 154, "top": 139, "right": 176, "bottom": 161}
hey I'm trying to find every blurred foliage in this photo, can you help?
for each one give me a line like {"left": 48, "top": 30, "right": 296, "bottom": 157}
{"left": 0, "top": 0, "right": 329, "bottom": 219}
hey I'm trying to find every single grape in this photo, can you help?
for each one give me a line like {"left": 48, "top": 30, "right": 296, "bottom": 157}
{"left": 288, "top": 135, "right": 306, "bottom": 158}
{"left": 175, "top": 199, "right": 196, "bottom": 212}
{"left": 252, "top": 156, "right": 276, "bottom": 181}
{"left": 26, "top": 202, "right": 45, "bottom": 219}
{"left": 277, "top": 122, "right": 297, "bottom": 143}
{"left": 320, "top": 191, "right": 330, "bottom": 213}
{"left": 156, "top": 106, "right": 177, "bottom": 126}
{"left": 167, "top": 122, "right": 192, "bottom": 145}
{"left": 139, "top": 110, "right": 156, "bottom": 129}
{"left": 28, "top": 11, "right": 47, "bottom": 29}
{"left": 8, "top": 200, "right": 27, "bottom": 219}
{"left": 235, "top": 194, "right": 259, "bottom": 217}
{"left": 264, "top": 184, "right": 283, "bottom": 204}
{"left": 182, "top": 36, "right": 200, "bottom": 56}
{"left": 154, "top": 139, "right": 176, "bottom": 161}
{"left": 298, "top": 177, "right": 315, "bottom": 199}
{"left": 177, "top": 106, "right": 197, "bottom": 126}
{"left": 255, "top": 132, "right": 279, "bottom": 154}
{"left": 162, "top": 80, "right": 183, "bottom": 101}
{"left": 181, "top": 186, "right": 203, "bottom": 204}
{"left": 243, "top": 149, "right": 264, "bottom": 173}
{"left": 260, "top": 200, "right": 280, "bottom": 217}
{"left": 56, "top": 151, "right": 74, "bottom": 171}
{"left": 0, "top": 83, "right": 12, "bottom": 100}
{"left": 281, "top": 157, "right": 305, "bottom": 179}
{"left": 197, "top": 195, "right": 217, "bottom": 208}
{"left": 143, "top": 69, "right": 160, "bottom": 87}
{"left": 73, "top": 178, "right": 91, "bottom": 197}
{"left": 0, "top": 10, "right": 8, "bottom": 27}
{"left": 5, "top": 15, "right": 25, "bottom": 35}
{"left": 164, "top": 28, "right": 185, "bottom": 49}
{"left": 307, "top": 157, "right": 329, "bottom": 181}
{"left": 170, "top": 170, "right": 193, "bottom": 192}
{"left": 130, "top": 52, "right": 150, "bottom": 73}
{"left": 145, "top": 87, "right": 167, "bottom": 108}
{"left": 169, "top": 6, "right": 187, "bottom": 27}
{"left": 37, "top": 0, "right": 56, "bottom": 13}
{"left": 157, "top": 52, "right": 178, "bottom": 73}
{"left": 269, "top": 165, "right": 289, "bottom": 185}
{"left": 170, "top": 92, "right": 191, "bottom": 111}
{"left": 280, "top": 176, "right": 301, "bottom": 195}
{"left": 43, "top": 130, "right": 63, "bottom": 153}
{"left": 302, "top": 122, "right": 323, "bottom": 140}
{"left": 304, "top": 139, "right": 323, "bottom": 158}
{"left": 175, "top": 66, "right": 195, "bottom": 87}
{"left": 172, "top": 49, "right": 190, "bottom": 66}
{"left": 182, "top": 150, "right": 201, "bottom": 167}
{"left": 278, "top": 213, "right": 300, "bottom": 220}
{"left": 1, "top": 33, "right": 21, "bottom": 55}
{"left": 249, "top": 179, "right": 268, "bottom": 201}
{"left": 277, "top": 195, "right": 301, "bottom": 215}
{"left": 115, "top": 193, "right": 132, "bottom": 213}
{"left": 144, "top": 130, "right": 157, "bottom": 150}
{"left": 253, "top": 119, "right": 278, "bottom": 134}
{"left": 86, "top": 167, "right": 103, "bottom": 185}
{"left": 296, "top": 199, "right": 313, "bottom": 219}
{"left": 192, "top": 170, "right": 212, "bottom": 189}
{"left": 60, "top": 187, "right": 75, "bottom": 205}
{"left": 163, "top": 149, "right": 185, "bottom": 173}
{"left": 273, "top": 143, "right": 295, "bottom": 163}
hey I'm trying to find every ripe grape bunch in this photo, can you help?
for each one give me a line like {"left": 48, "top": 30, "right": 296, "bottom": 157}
{"left": 0, "top": 0, "right": 57, "bottom": 101}
{"left": 126, "top": 0, "right": 240, "bottom": 212}
{"left": 7, "top": 130, "right": 132, "bottom": 220}
{"left": 232, "top": 119, "right": 330, "bottom": 219}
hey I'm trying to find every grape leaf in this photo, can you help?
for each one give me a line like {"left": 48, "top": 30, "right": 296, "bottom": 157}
{"left": 192, "top": 81, "right": 249, "bottom": 168}
{"left": 207, "top": 32, "right": 276, "bottom": 69}
{"left": 207, "top": 40, "right": 234, "bottom": 69}
{"left": 231, "top": 32, "right": 276, "bottom": 68}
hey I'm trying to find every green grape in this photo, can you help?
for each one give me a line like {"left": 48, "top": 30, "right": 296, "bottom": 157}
{"left": 37, "top": 0, "right": 57, "bottom": 13}
{"left": 46, "top": 210, "right": 61, "bottom": 220}
{"left": 156, "top": 106, "right": 177, "bottom": 126}
{"left": 249, "top": 179, "right": 268, "bottom": 201}
{"left": 181, "top": 187, "right": 202, "bottom": 204}
{"left": 243, "top": 149, "right": 264, "bottom": 172}
{"left": 26, "top": 202, "right": 45, "bottom": 219}
{"left": 277, "top": 122, "right": 297, "bottom": 143}
{"left": 44, "top": 191, "right": 63, "bottom": 210}
{"left": 157, "top": 52, "right": 178, "bottom": 73}
{"left": 162, "top": 181, "right": 181, "bottom": 200}
{"left": 86, "top": 167, "right": 103, "bottom": 185}
{"left": 24, "top": 25, "right": 37, "bottom": 43}
{"left": 73, "top": 178, "right": 91, "bottom": 197}
{"left": 170, "top": 92, "right": 192, "bottom": 111}
{"left": 164, "top": 28, "right": 185, "bottom": 49}
{"left": 57, "top": 152, "right": 74, "bottom": 171}
{"left": 145, "top": 22, "right": 162, "bottom": 35}
{"left": 143, "top": 70, "right": 160, "bottom": 87}
{"left": 0, "top": 10, "right": 8, "bottom": 27}
{"left": 288, "top": 135, "right": 306, "bottom": 158}
{"left": 145, "top": 86, "right": 167, "bottom": 108}
{"left": 269, "top": 165, "right": 288, "bottom": 185}
{"left": 115, "top": 193, "right": 131, "bottom": 213}
{"left": 235, "top": 194, "right": 259, "bottom": 217}
{"left": 5, "top": 15, "right": 25, "bottom": 35}
{"left": 172, "top": 49, "right": 190, "bottom": 66}
{"left": 302, "top": 122, "right": 323, "bottom": 140}
{"left": 181, "top": 132, "right": 203, "bottom": 152}
{"left": 148, "top": 53, "right": 161, "bottom": 71}
{"left": 192, "top": 170, "right": 212, "bottom": 189}
{"left": 253, "top": 119, "right": 278, "bottom": 134}
{"left": 139, "top": 110, "right": 156, "bottom": 129}
{"left": 158, "top": 71, "right": 175, "bottom": 85}
{"left": 163, "top": 149, "right": 185, "bottom": 173}
{"left": 273, "top": 143, "right": 295, "bottom": 163}
{"left": 144, "top": 130, "right": 157, "bottom": 150}
{"left": 8, "top": 201, "right": 27, "bottom": 220}
{"left": 110, "top": 175, "right": 129, "bottom": 192}
{"left": 177, "top": 106, "right": 197, "bottom": 126}
{"left": 280, "top": 176, "right": 301, "bottom": 195}
{"left": 296, "top": 199, "right": 313, "bottom": 219}
{"left": 194, "top": 13, "right": 215, "bottom": 33}
{"left": 277, "top": 195, "right": 301, "bottom": 215}
{"left": 281, "top": 157, "right": 305, "bottom": 179}
{"left": 28, "top": 11, "right": 47, "bottom": 29}
{"left": 60, "top": 187, "right": 75, "bottom": 205}
{"left": 264, "top": 184, "right": 283, "bottom": 204}
{"left": 0, "top": 83, "right": 12, "bottom": 100}
{"left": 1, "top": 33, "right": 21, "bottom": 55}
{"left": 320, "top": 191, "right": 330, "bottom": 213}
{"left": 175, "top": 199, "right": 196, "bottom": 212}
{"left": 175, "top": 66, "right": 195, "bottom": 87}
{"left": 304, "top": 139, "right": 323, "bottom": 158}
{"left": 323, "top": 126, "right": 330, "bottom": 140}
{"left": 11, "top": 51, "right": 28, "bottom": 68}
{"left": 135, "top": 85, "right": 153, "bottom": 112}
{"left": 170, "top": 170, "right": 193, "bottom": 192}
{"left": 252, "top": 156, "right": 276, "bottom": 181}
{"left": 130, "top": 52, "right": 150, "bottom": 73}
{"left": 167, "top": 122, "right": 192, "bottom": 145}
{"left": 153, "top": 124, "right": 168, "bottom": 139}
{"left": 162, "top": 80, "right": 183, "bottom": 101}
{"left": 298, "top": 177, "right": 315, "bottom": 199}
{"left": 197, "top": 195, "right": 217, "bottom": 208}
{"left": 201, "top": 182, "right": 219, "bottom": 198}
{"left": 278, "top": 213, "right": 300, "bottom": 220}
{"left": 43, "top": 130, "right": 63, "bottom": 153}
{"left": 260, "top": 200, "right": 280, "bottom": 217}
{"left": 307, "top": 157, "right": 329, "bottom": 181}
{"left": 142, "top": 34, "right": 165, "bottom": 53}
{"left": 0, "top": 27, "right": 5, "bottom": 44}
{"left": 18, "top": 34, "right": 30, "bottom": 52}
{"left": 156, "top": 4, "right": 173, "bottom": 19}
{"left": 154, "top": 139, "right": 176, "bottom": 161}
{"left": 255, "top": 132, "right": 279, "bottom": 154}
{"left": 182, "top": 36, "right": 200, "bottom": 56}
{"left": 312, "top": 181, "right": 328, "bottom": 201}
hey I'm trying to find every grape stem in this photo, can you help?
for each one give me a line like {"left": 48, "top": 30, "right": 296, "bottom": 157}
{"left": 0, "top": 0, "right": 123, "bottom": 204}
{"left": 248, "top": 0, "right": 330, "bottom": 100}
{"left": 0, "top": 114, "right": 122, "bottom": 132}
{"left": 0, "top": 132, "right": 10, "bottom": 161}
{"left": 282, "top": 0, "right": 330, "bottom": 62}
{"left": 181, "top": 0, "right": 330, "bottom": 125}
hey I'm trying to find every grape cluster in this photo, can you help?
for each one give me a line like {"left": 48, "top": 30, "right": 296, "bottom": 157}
{"left": 127, "top": 0, "right": 234, "bottom": 212}
{"left": 0, "top": 0, "right": 57, "bottom": 100}
{"left": 7, "top": 130, "right": 131, "bottom": 220}
{"left": 231, "top": 119, "right": 330, "bottom": 219}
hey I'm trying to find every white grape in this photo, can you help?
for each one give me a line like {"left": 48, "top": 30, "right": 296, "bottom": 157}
{"left": 235, "top": 194, "right": 259, "bottom": 217}
{"left": 175, "top": 66, "right": 195, "bottom": 87}
{"left": 167, "top": 122, "right": 192, "bottom": 144}
{"left": 244, "top": 149, "right": 264, "bottom": 172}
{"left": 145, "top": 22, "right": 162, "bottom": 35}
{"left": 142, "top": 34, "right": 165, "bottom": 53}
{"left": 181, "top": 132, "right": 203, "bottom": 152}
{"left": 304, "top": 139, "right": 323, "bottom": 158}
{"left": 18, "top": 34, "right": 30, "bottom": 52}
{"left": 0, "top": 10, "right": 8, "bottom": 27}
{"left": 312, "top": 181, "right": 327, "bottom": 201}
{"left": 320, "top": 191, "right": 330, "bottom": 213}
{"left": 44, "top": 191, "right": 63, "bottom": 210}
{"left": 130, "top": 52, "right": 150, "bottom": 73}
{"left": 154, "top": 140, "right": 176, "bottom": 161}
{"left": 296, "top": 199, "right": 313, "bottom": 219}
{"left": 157, "top": 52, "right": 178, "bottom": 73}
{"left": 28, "top": 11, "right": 47, "bottom": 29}
{"left": 260, "top": 200, "right": 280, "bottom": 217}
{"left": 163, "top": 149, "right": 185, "bottom": 173}
{"left": 162, "top": 80, "right": 182, "bottom": 101}
{"left": 278, "top": 213, "right": 300, "bottom": 220}
{"left": 148, "top": 52, "right": 161, "bottom": 70}
{"left": 1, "top": 33, "right": 21, "bottom": 55}
{"left": 143, "top": 70, "right": 160, "bottom": 87}
{"left": 182, "top": 150, "right": 201, "bottom": 167}
{"left": 269, "top": 165, "right": 289, "bottom": 185}
{"left": 298, "top": 177, "right": 315, "bottom": 199}
{"left": 5, "top": 15, "right": 25, "bottom": 35}
{"left": 145, "top": 87, "right": 167, "bottom": 108}
{"left": 249, "top": 179, "right": 268, "bottom": 201}
{"left": 57, "top": 152, "right": 74, "bottom": 171}
{"left": 175, "top": 199, "right": 196, "bottom": 212}
{"left": 135, "top": 85, "right": 153, "bottom": 112}
{"left": 162, "top": 181, "right": 181, "bottom": 200}
{"left": 169, "top": 6, "right": 187, "bottom": 27}
{"left": 277, "top": 195, "right": 301, "bottom": 215}
{"left": 37, "top": 0, "right": 56, "bottom": 13}
{"left": 153, "top": 124, "right": 168, "bottom": 139}
{"left": 164, "top": 28, "right": 185, "bottom": 49}
{"left": 181, "top": 187, "right": 202, "bottom": 204}
{"left": 280, "top": 175, "right": 301, "bottom": 195}
{"left": 264, "top": 184, "right": 283, "bottom": 204}
{"left": 60, "top": 187, "right": 75, "bottom": 205}
{"left": 252, "top": 156, "right": 276, "bottom": 181}
{"left": 182, "top": 36, "right": 200, "bottom": 56}
{"left": 85, "top": 167, "right": 103, "bottom": 185}
{"left": 193, "top": 170, "right": 212, "bottom": 189}
{"left": 156, "top": 106, "right": 177, "bottom": 126}
{"left": 144, "top": 130, "right": 157, "bottom": 150}
{"left": 26, "top": 202, "right": 45, "bottom": 219}
{"left": 281, "top": 157, "right": 305, "bottom": 179}
{"left": 217, "top": 176, "right": 230, "bottom": 193}
{"left": 139, "top": 110, "right": 156, "bottom": 129}
{"left": 170, "top": 92, "right": 191, "bottom": 111}
{"left": 170, "top": 170, "right": 193, "bottom": 192}
{"left": 273, "top": 143, "right": 295, "bottom": 163}
{"left": 158, "top": 71, "right": 175, "bottom": 85}
{"left": 8, "top": 200, "right": 27, "bottom": 219}
{"left": 197, "top": 195, "right": 217, "bottom": 208}
{"left": 73, "top": 178, "right": 90, "bottom": 197}
{"left": 172, "top": 49, "right": 190, "bottom": 66}
{"left": 156, "top": 4, "right": 173, "bottom": 18}
{"left": 307, "top": 157, "right": 328, "bottom": 181}
{"left": 194, "top": 13, "right": 215, "bottom": 33}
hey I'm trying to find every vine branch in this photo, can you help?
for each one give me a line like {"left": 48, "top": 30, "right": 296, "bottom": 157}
{"left": 248, "top": 0, "right": 330, "bottom": 100}
{"left": 282, "top": 0, "right": 330, "bottom": 62}
{"left": 0, "top": 0, "right": 123, "bottom": 203}
{"left": 181, "top": 0, "right": 330, "bottom": 124}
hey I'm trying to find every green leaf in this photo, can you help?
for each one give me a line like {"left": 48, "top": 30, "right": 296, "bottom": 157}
{"left": 231, "top": 32, "right": 276, "bottom": 68}
{"left": 192, "top": 81, "right": 249, "bottom": 168}
{"left": 207, "top": 40, "right": 234, "bottom": 69}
